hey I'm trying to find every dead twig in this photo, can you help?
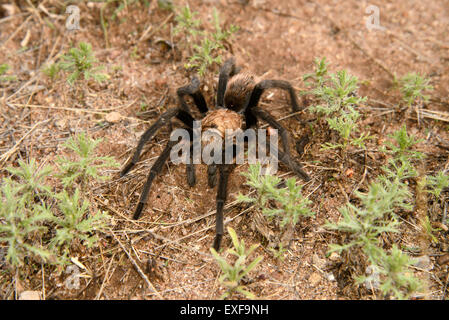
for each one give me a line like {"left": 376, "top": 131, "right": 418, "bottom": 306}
{"left": 110, "top": 231, "right": 163, "bottom": 299}
{"left": 0, "top": 119, "right": 50, "bottom": 166}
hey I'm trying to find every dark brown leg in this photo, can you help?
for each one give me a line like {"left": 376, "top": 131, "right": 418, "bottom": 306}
{"left": 207, "top": 164, "right": 218, "bottom": 188}
{"left": 246, "top": 79, "right": 302, "bottom": 113}
{"left": 121, "top": 107, "right": 193, "bottom": 177}
{"left": 177, "top": 76, "right": 208, "bottom": 114}
{"left": 217, "top": 57, "right": 239, "bottom": 108}
{"left": 212, "top": 163, "right": 235, "bottom": 251}
{"left": 251, "top": 107, "right": 310, "bottom": 181}
{"left": 133, "top": 140, "right": 176, "bottom": 220}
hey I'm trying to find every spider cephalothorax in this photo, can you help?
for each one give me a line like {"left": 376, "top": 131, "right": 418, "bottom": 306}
{"left": 223, "top": 72, "right": 256, "bottom": 112}
{"left": 121, "top": 57, "right": 310, "bottom": 250}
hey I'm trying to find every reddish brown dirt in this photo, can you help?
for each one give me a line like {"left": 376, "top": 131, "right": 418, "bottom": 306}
{"left": 0, "top": 0, "right": 448, "bottom": 300}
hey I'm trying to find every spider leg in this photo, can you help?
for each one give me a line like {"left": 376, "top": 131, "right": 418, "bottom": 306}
{"left": 246, "top": 79, "right": 302, "bottom": 113}
{"left": 186, "top": 137, "right": 196, "bottom": 187}
{"left": 251, "top": 107, "right": 310, "bottom": 181}
{"left": 177, "top": 77, "right": 209, "bottom": 185}
{"left": 133, "top": 140, "right": 176, "bottom": 220}
{"left": 120, "top": 107, "right": 194, "bottom": 177}
{"left": 177, "top": 77, "right": 208, "bottom": 114}
{"left": 212, "top": 163, "right": 235, "bottom": 251}
{"left": 217, "top": 57, "right": 240, "bottom": 107}
{"left": 295, "top": 135, "right": 309, "bottom": 156}
{"left": 207, "top": 164, "right": 218, "bottom": 188}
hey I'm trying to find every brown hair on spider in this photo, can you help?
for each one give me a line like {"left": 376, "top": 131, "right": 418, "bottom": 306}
{"left": 223, "top": 72, "right": 257, "bottom": 112}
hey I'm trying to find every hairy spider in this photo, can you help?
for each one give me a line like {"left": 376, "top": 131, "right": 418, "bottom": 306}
{"left": 121, "top": 57, "right": 310, "bottom": 250}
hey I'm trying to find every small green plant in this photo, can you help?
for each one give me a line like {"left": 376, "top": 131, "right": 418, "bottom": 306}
{"left": 303, "top": 57, "right": 329, "bottom": 89}
{"left": 6, "top": 159, "right": 52, "bottom": 202}
{"left": 426, "top": 171, "right": 449, "bottom": 200}
{"left": 322, "top": 107, "right": 372, "bottom": 150}
{"left": 0, "top": 179, "right": 53, "bottom": 268}
{"left": 382, "top": 124, "right": 424, "bottom": 161}
{"left": 325, "top": 179, "right": 410, "bottom": 255}
{"left": 324, "top": 178, "right": 421, "bottom": 299}
{"left": 397, "top": 72, "right": 433, "bottom": 107}
{"left": 269, "top": 243, "right": 287, "bottom": 261}
{"left": 174, "top": 5, "right": 201, "bottom": 38}
{"left": 0, "top": 133, "right": 117, "bottom": 270}
{"left": 42, "top": 62, "right": 60, "bottom": 80}
{"left": 57, "top": 132, "right": 119, "bottom": 188}
{"left": 303, "top": 58, "right": 371, "bottom": 151}
{"left": 380, "top": 125, "right": 425, "bottom": 189}
{"left": 50, "top": 189, "right": 110, "bottom": 261}
{"left": 237, "top": 163, "right": 282, "bottom": 209}
{"left": 174, "top": 6, "right": 238, "bottom": 76}
{"left": 324, "top": 125, "right": 426, "bottom": 299}
{"left": 264, "top": 178, "right": 314, "bottom": 228}
{"left": 210, "top": 227, "right": 262, "bottom": 299}
{"left": 187, "top": 37, "right": 225, "bottom": 76}
{"left": 57, "top": 42, "right": 109, "bottom": 85}
{"left": 356, "top": 245, "right": 421, "bottom": 300}
{"left": 0, "top": 64, "right": 17, "bottom": 82}
{"left": 419, "top": 216, "right": 439, "bottom": 244}
{"left": 237, "top": 163, "right": 314, "bottom": 228}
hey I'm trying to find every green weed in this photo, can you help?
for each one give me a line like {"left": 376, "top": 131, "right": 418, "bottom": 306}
{"left": 210, "top": 227, "right": 262, "bottom": 299}
{"left": 304, "top": 58, "right": 371, "bottom": 151}
{"left": 426, "top": 171, "right": 449, "bottom": 200}
{"left": 0, "top": 178, "right": 53, "bottom": 268}
{"left": 50, "top": 190, "right": 110, "bottom": 261}
{"left": 324, "top": 125, "right": 425, "bottom": 299}
{"left": 356, "top": 245, "right": 421, "bottom": 300}
{"left": 0, "top": 132, "right": 117, "bottom": 270}
{"left": 57, "top": 132, "right": 119, "bottom": 188}
{"left": 397, "top": 72, "right": 433, "bottom": 108}
{"left": 0, "top": 64, "right": 17, "bottom": 82}
{"left": 237, "top": 163, "right": 314, "bottom": 228}
{"left": 174, "top": 6, "right": 238, "bottom": 76}
{"left": 57, "top": 42, "right": 109, "bottom": 85}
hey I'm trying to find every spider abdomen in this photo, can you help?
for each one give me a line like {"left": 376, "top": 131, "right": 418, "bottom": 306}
{"left": 202, "top": 109, "right": 243, "bottom": 138}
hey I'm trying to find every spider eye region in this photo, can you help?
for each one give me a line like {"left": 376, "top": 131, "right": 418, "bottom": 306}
{"left": 224, "top": 72, "right": 256, "bottom": 112}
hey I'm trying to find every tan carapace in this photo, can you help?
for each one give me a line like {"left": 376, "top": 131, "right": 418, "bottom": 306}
{"left": 224, "top": 72, "right": 257, "bottom": 112}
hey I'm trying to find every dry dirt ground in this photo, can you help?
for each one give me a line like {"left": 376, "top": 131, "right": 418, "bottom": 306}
{"left": 0, "top": 0, "right": 448, "bottom": 300}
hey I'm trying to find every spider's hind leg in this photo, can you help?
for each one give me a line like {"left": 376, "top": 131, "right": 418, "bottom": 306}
{"left": 133, "top": 140, "right": 176, "bottom": 220}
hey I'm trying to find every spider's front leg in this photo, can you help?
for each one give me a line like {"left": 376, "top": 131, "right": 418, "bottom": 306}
{"left": 217, "top": 57, "right": 240, "bottom": 107}
{"left": 247, "top": 79, "right": 303, "bottom": 113}
{"left": 120, "top": 107, "right": 193, "bottom": 177}
{"left": 212, "top": 163, "right": 235, "bottom": 251}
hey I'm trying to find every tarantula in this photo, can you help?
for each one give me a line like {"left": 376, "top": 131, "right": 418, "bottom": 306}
{"left": 121, "top": 57, "right": 310, "bottom": 250}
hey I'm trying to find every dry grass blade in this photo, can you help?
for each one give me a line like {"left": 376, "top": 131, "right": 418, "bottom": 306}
{"left": 110, "top": 231, "right": 162, "bottom": 299}
{"left": 418, "top": 109, "right": 449, "bottom": 123}
{"left": 0, "top": 119, "right": 50, "bottom": 166}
